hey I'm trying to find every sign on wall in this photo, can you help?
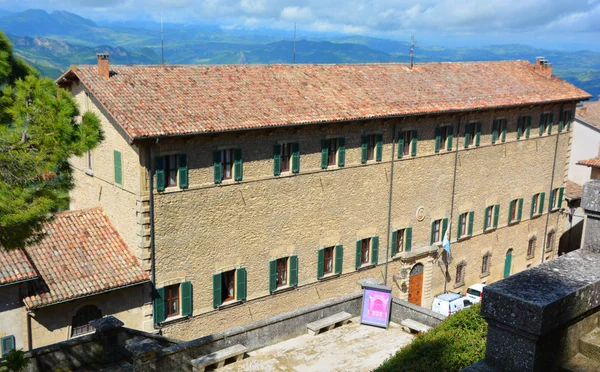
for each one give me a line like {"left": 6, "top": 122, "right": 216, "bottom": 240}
{"left": 360, "top": 284, "right": 392, "bottom": 329}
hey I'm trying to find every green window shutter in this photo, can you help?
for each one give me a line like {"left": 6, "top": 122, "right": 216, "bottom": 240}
{"left": 517, "top": 198, "right": 523, "bottom": 221}
{"left": 501, "top": 122, "right": 507, "bottom": 142}
{"left": 155, "top": 156, "right": 165, "bottom": 192}
{"left": 289, "top": 255, "right": 298, "bottom": 287}
{"left": 334, "top": 245, "right": 343, "bottom": 274}
{"left": 526, "top": 116, "right": 531, "bottom": 138}
{"left": 273, "top": 144, "right": 282, "bottom": 176}
{"left": 517, "top": 120, "right": 522, "bottom": 140}
{"left": 371, "top": 236, "right": 379, "bottom": 265}
{"left": 397, "top": 132, "right": 404, "bottom": 158}
{"left": 338, "top": 137, "right": 346, "bottom": 167}
{"left": 468, "top": 211, "right": 474, "bottom": 236}
{"left": 317, "top": 248, "right": 325, "bottom": 279}
{"left": 405, "top": 228, "right": 412, "bottom": 252}
{"left": 181, "top": 281, "right": 192, "bottom": 316}
{"left": 549, "top": 190, "right": 555, "bottom": 212}
{"left": 236, "top": 268, "right": 247, "bottom": 301}
{"left": 539, "top": 192, "right": 546, "bottom": 214}
{"left": 567, "top": 111, "right": 572, "bottom": 131}
{"left": 508, "top": 200, "right": 514, "bottom": 224}
{"left": 531, "top": 195, "right": 537, "bottom": 217}
{"left": 213, "top": 151, "right": 223, "bottom": 184}
{"left": 483, "top": 207, "right": 489, "bottom": 230}
{"left": 411, "top": 130, "right": 418, "bottom": 156}
{"left": 442, "top": 218, "right": 448, "bottom": 241}
{"left": 154, "top": 287, "right": 166, "bottom": 324}
{"left": 213, "top": 273, "right": 222, "bottom": 308}
{"left": 361, "top": 136, "right": 368, "bottom": 164}
{"left": 375, "top": 133, "right": 383, "bottom": 161}
{"left": 269, "top": 260, "right": 277, "bottom": 293}
{"left": 355, "top": 240, "right": 362, "bottom": 269}
{"left": 234, "top": 148, "right": 243, "bottom": 181}
{"left": 447, "top": 125, "right": 453, "bottom": 151}
{"left": 558, "top": 187, "right": 564, "bottom": 210}
{"left": 492, "top": 120, "right": 498, "bottom": 144}
{"left": 493, "top": 204, "right": 500, "bottom": 228}
{"left": 391, "top": 230, "right": 398, "bottom": 256}
{"left": 291, "top": 142, "right": 300, "bottom": 173}
{"left": 430, "top": 221, "right": 436, "bottom": 245}
{"left": 457, "top": 213, "right": 463, "bottom": 239}
{"left": 114, "top": 150, "right": 122, "bottom": 185}
{"left": 321, "top": 139, "right": 329, "bottom": 169}
{"left": 504, "top": 252, "right": 512, "bottom": 278}
{"left": 475, "top": 122, "right": 482, "bottom": 146}
{"left": 178, "top": 154, "right": 188, "bottom": 188}
{"left": 435, "top": 127, "right": 441, "bottom": 153}
{"left": 464, "top": 124, "right": 471, "bottom": 148}
{"left": 548, "top": 113, "right": 554, "bottom": 135}
{"left": 1, "top": 336, "right": 15, "bottom": 357}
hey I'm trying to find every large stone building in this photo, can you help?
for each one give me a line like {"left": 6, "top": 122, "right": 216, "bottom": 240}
{"left": 55, "top": 56, "right": 589, "bottom": 340}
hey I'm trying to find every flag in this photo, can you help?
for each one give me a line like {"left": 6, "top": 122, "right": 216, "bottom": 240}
{"left": 442, "top": 223, "right": 451, "bottom": 253}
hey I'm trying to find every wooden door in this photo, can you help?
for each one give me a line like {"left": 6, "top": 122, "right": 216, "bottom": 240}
{"left": 408, "top": 264, "right": 424, "bottom": 306}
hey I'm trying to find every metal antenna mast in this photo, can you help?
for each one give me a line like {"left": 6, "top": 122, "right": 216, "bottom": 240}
{"left": 293, "top": 22, "right": 297, "bottom": 64}
{"left": 410, "top": 35, "right": 416, "bottom": 69}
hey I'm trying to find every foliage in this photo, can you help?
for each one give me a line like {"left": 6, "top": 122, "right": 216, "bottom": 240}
{"left": 376, "top": 303, "right": 487, "bottom": 372}
{"left": 0, "top": 349, "right": 30, "bottom": 372}
{"left": 0, "top": 31, "right": 103, "bottom": 249}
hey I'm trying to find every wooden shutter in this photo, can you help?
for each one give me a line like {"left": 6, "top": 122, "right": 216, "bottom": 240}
{"left": 549, "top": 190, "right": 555, "bottom": 212}
{"left": 178, "top": 154, "right": 188, "bottom": 188}
{"left": 273, "top": 144, "right": 282, "bottom": 176}
{"left": 468, "top": 211, "right": 474, "bottom": 236}
{"left": 371, "top": 236, "right": 379, "bottom": 265}
{"left": 338, "top": 137, "right": 346, "bottom": 167}
{"left": 548, "top": 113, "right": 554, "bottom": 135}
{"left": 114, "top": 150, "right": 122, "bottom": 185}
{"left": 234, "top": 148, "right": 243, "bottom": 181}
{"left": 517, "top": 198, "right": 523, "bottom": 221}
{"left": 1, "top": 335, "right": 15, "bottom": 357}
{"left": 493, "top": 204, "right": 500, "bottom": 228}
{"left": 321, "top": 139, "right": 329, "bottom": 169}
{"left": 213, "top": 273, "right": 222, "bottom": 308}
{"left": 430, "top": 221, "right": 436, "bottom": 245}
{"left": 405, "top": 228, "right": 412, "bottom": 252}
{"left": 531, "top": 195, "right": 537, "bottom": 217}
{"left": 504, "top": 252, "right": 512, "bottom": 278}
{"left": 397, "top": 132, "right": 404, "bottom": 158}
{"left": 492, "top": 120, "right": 498, "bottom": 144}
{"left": 361, "top": 136, "right": 368, "bottom": 164}
{"left": 355, "top": 240, "right": 362, "bottom": 269}
{"left": 236, "top": 268, "right": 247, "bottom": 301}
{"left": 291, "top": 142, "right": 300, "bottom": 173}
{"left": 567, "top": 111, "right": 572, "bottom": 131}
{"left": 376, "top": 133, "right": 383, "bottom": 161}
{"left": 539, "top": 192, "right": 545, "bottom": 214}
{"left": 558, "top": 187, "right": 564, "bottom": 209}
{"left": 269, "top": 260, "right": 277, "bottom": 293}
{"left": 435, "top": 127, "right": 441, "bottom": 152}
{"left": 154, "top": 287, "right": 166, "bottom": 324}
{"left": 447, "top": 125, "right": 453, "bottom": 151}
{"left": 483, "top": 207, "right": 489, "bottom": 230}
{"left": 411, "top": 130, "right": 418, "bottom": 156}
{"left": 213, "top": 151, "right": 223, "bottom": 184}
{"left": 289, "top": 255, "right": 298, "bottom": 287}
{"left": 334, "top": 245, "right": 343, "bottom": 274}
{"left": 508, "top": 200, "right": 514, "bottom": 224}
{"left": 181, "top": 281, "right": 192, "bottom": 316}
{"left": 442, "top": 218, "right": 449, "bottom": 241}
{"left": 526, "top": 116, "right": 531, "bottom": 138}
{"left": 464, "top": 124, "right": 471, "bottom": 148}
{"left": 155, "top": 156, "right": 165, "bottom": 192}
{"left": 391, "top": 230, "right": 398, "bottom": 256}
{"left": 317, "top": 248, "right": 325, "bottom": 279}
{"left": 457, "top": 213, "right": 463, "bottom": 239}
{"left": 475, "top": 122, "right": 482, "bottom": 146}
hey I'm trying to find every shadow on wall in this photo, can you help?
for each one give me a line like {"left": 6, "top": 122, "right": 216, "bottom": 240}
{"left": 559, "top": 219, "right": 583, "bottom": 256}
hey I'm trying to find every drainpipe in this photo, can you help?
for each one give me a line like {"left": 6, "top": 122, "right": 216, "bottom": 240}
{"left": 384, "top": 121, "right": 398, "bottom": 286}
{"left": 147, "top": 140, "right": 158, "bottom": 328}
{"left": 445, "top": 117, "right": 461, "bottom": 294}
{"left": 26, "top": 311, "right": 33, "bottom": 350}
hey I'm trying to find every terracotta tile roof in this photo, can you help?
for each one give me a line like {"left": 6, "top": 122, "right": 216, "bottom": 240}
{"left": 565, "top": 180, "right": 583, "bottom": 200}
{"left": 65, "top": 61, "right": 591, "bottom": 140}
{"left": 576, "top": 101, "right": 600, "bottom": 130}
{"left": 23, "top": 208, "right": 149, "bottom": 309}
{"left": 577, "top": 157, "right": 600, "bottom": 169}
{"left": 0, "top": 248, "right": 37, "bottom": 286}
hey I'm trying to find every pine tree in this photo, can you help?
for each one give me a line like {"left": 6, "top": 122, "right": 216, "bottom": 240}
{"left": 0, "top": 32, "right": 103, "bottom": 249}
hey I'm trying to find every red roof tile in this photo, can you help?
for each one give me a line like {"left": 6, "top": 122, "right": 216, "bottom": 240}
{"left": 0, "top": 248, "right": 37, "bottom": 286}
{"left": 577, "top": 157, "right": 600, "bottom": 169}
{"left": 565, "top": 180, "right": 583, "bottom": 200}
{"left": 576, "top": 101, "right": 600, "bottom": 130}
{"left": 64, "top": 61, "right": 591, "bottom": 141}
{"left": 22, "top": 208, "right": 149, "bottom": 309}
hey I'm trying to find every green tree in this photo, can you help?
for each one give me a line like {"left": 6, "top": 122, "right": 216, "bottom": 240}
{"left": 0, "top": 31, "right": 102, "bottom": 249}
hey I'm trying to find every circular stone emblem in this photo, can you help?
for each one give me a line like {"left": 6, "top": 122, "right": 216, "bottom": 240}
{"left": 416, "top": 207, "right": 426, "bottom": 221}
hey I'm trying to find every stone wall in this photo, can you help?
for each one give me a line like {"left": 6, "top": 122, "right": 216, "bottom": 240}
{"left": 390, "top": 297, "right": 446, "bottom": 328}
{"left": 0, "top": 285, "right": 27, "bottom": 351}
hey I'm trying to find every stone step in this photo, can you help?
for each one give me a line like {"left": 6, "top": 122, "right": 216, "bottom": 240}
{"left": 560, "top": 353, "right": 600, "bottom": 372}
{"left": 580, "top": 328, "right": 600, "bottom": 363}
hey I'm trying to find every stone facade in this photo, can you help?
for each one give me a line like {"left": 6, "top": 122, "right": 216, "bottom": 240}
{"left": 68, "top": 89, "right": 575, "bottom": 339}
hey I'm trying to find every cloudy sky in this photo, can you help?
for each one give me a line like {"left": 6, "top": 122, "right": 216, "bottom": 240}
{"left": 2, "top": 0, "right": 600, "bottom": 49}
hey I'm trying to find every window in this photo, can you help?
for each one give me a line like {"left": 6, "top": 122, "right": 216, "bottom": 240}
{"left": 492, "top": 119, "right": 507, "bottom": 144}
{"left": 163, "top": 154, "right": 178, "bottom": 187}
{"left": 398, "top": 130, "right": 417, "bottom": 158}
{"left": 435, "top": 126, "right": 453, "bottom": 153}
{"left": 222, "top": 149, "right": 234, "bottom": 180}
{"left": 527, "top": 237, "right": 536, "bottom": 259}
{"left": 355, "top": 236, "right": 379, "bottom": 268}
{"left": 71, "top": 305, "right": 102, "bottom": 337}
{"left": 323, "top": 247, "right": 334, "bottom": 275}
{"left": 156, "top": 154, "right": 188, "bottom": 191}
{"left": 457, "top": 212, "right": 474, "bottom": 239}
{"left": 154, "top": 281, "right": 192, "bottom": 323}
{"left": 483, "top": 205, "right": 500, "bottom": 230}
{"left": 561, "top": 110, "right": 573, "bottom": 131}
{"left": 113, "top": 150, "right": 122, "bottom": 185}
{"left": 318, "top": 245, "right": 343, "bottom": 278}
{"left": 546, "top": 231, "right": 556, "bottom": 252}
{"left": 165, "top": 283, "right": 180, "bottom": 318}
{"left": 549, "top": 187, "right": 564, "bottom": 211}
{"left": 1, "top": 335, "right": 15, "bottom": 357}
{"left": 508, "top": 198, "right": 523, "bottom": 224}
{"left": 213, "top": 269, "right": 246, "bottom": 307}
{"left": 221, "top": 270, "right": 236, "bottom": 303}
{"left": 392, "top": 228, "right": 413, "bottom": 256}
{"left": 269, "top": 256, "right": 298, "bottom": 292}
{"left": 321, "top": 138, "right": 345, "bottom": 168}
{"left": 530, "top": 193, "right": 546, "bottom": 217}
{"left": 464, "top": 123, "right": 480, "bottom": 148}
{"left": 367, "top": 134, "right": 376, "bottom": 161}
{"left": 517, "top": 116, "right": 531, "bottom": 139}
{"left": 361, "top": 238, "right": 370, "bottom": 265}
{"left": 539, "top": 113, "right": 553, "bottom": 136}
{"left": 455, "top": 262, "right": 466, "bottom": 286}
{"left": 361, "top": 134, "right": 383, "bottom": 163}
{"left": 274, "top": 142, "right": 300, "bottom": 175}
{"left": 430, "top": 218, "right": 448, "bottom": 245}
{"left": 214, "top": 149, "right": 242, "bottom": 183}
{"left": 481, "top": 253, "right": 491, "bottom": 276}
{"left": 280, "top": 143, "right": 292, "bottom": 172}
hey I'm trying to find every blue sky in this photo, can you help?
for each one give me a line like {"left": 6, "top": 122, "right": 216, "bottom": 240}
{"left": 2, "top": 0, "right": 600, "bottom": 49}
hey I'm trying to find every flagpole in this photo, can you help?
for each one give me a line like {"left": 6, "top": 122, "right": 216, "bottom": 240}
{"left": 445, "top": 117, "right": 461, "bottom": 294}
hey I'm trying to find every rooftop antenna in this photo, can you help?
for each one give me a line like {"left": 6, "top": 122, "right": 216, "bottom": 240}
{"left": 160, "top": 3, "right": 165, "bottom": 65}
{"left": 410, "top": 35, "right": 416, "bottom": 69}
{"left": 293, "top": 22, "right": 297, "bottom": 64}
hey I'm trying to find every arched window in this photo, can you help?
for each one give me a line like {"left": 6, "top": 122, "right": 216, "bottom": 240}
{"left": 527, "top": 237, "right": 537, "bottom": 259}
{"left": 481, "top": 252, "right": 492, "bottom": 277}
{"left": 455, "top": 261, "right": 466, "bottom": 286}
{"left": 546, "top": 231, "right": 556, "bottom": 252}
{"left": 71, "top": 305, "right": 102, "bottom": 337}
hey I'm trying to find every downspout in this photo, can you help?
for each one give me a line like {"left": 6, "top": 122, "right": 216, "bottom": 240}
{"left": 147, "top": 140, "right": 158, "bottom": 328}
{"left": 445, "top": 117, "right": 462, "bottom": 294}
{"left": 384, "top": 121, "right": 398, "bottom": 286}
{"left": 26, "top": 311, "right": 32, "bottom": 350}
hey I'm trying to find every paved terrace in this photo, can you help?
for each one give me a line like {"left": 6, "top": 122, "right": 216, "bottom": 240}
{"left": 221, "top": 317, "right": 414, "bottom": 372}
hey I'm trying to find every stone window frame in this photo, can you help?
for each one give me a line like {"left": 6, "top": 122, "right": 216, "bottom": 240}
{"left": 527, "top": 236, "right": 537, "bottom": 259}
{"left": 546, "top": 230, "right": 556, "bottom": 252}
{"left": 454, "top": 260, "right": 467, "bottom": 288}
{"left": 480, "top": 252, "right": 492, "bottom": 278}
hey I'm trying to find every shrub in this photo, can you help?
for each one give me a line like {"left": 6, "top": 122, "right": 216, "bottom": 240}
{"left": 0, "top": 349, "right": 30, "bottom": 372}
{"left": 376, "top": 303, "right": 487, "bottom": 372}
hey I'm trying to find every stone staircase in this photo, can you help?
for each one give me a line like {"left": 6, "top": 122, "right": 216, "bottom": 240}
{"left": 561, "top": 327, "right": 600, "bottom": 371}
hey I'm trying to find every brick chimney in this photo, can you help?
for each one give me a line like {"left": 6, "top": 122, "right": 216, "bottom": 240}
{"left": 97, "top": 53, "right": 109, "bottom": 79}
{"left": 534, "top": 56, "right": 552, "bottom": 77}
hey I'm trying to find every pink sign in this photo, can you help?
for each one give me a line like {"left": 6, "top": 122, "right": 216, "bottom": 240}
{"left": 360, "top": 285, "right": 392, "bottom": 328}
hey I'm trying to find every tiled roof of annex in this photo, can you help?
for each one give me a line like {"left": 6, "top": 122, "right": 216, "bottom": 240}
{"left": 578, "top": 157, "right": 600, "bottom": 169}
{"left": 565, "top": 180, "right": 583, "bottom": 201}
{"left": 0, "top": 248, "right": 37, "bottom": 286}
{"left": 576, "top": 101, "right": 600, "bottom": 130}
{"left": 22, "top": 208, "right": 149, "bottom": 309}
{"left": 66, "top": 60, "right": 591, "bottom": 141}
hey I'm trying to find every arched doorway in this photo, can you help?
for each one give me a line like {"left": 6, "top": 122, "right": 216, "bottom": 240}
{"left": 504, "top": 249, "right": 513, "bottom": 278}
{"left": 408, "top": 263, "right": 424, "bottom": 306}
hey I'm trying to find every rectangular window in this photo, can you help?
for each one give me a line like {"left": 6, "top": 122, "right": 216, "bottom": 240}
{"left": 517, "top": 116, "right": 531, "bottom": 139}
{"left": 366, "top": 134, "right": 376, "bottom": 161}
{"left": 440, "top": 126, "right": 449, "bottom": 150}
{"left": 222, "top": 149, "right": 234, "bottom": 180}
{"left": 221, "top": 269, "right": 235, "bottom": 303}
{"left": 165, "top": 283, "right": 180, "bottom": 318}
{"left": 481, "top": 254, "right": 490, "bottom": 275}
{"left": 492, "top": 119, "right": 508, "bottom": 143}
{"left": 403, "top": 131, "right": 412, "bottom": 156}
{"left": 531, "top": 193, "right": 540, "bottom": 217}
{"left": 1, "top": 335, "right": 15, "bottom": 357}
{"left": 456, "top": 264, "right": 465, "bottom": 285}
{"left": 318, "top": 245, "right": 343, "bottom": 278}
{"left": 485, "top": 207, "right": 493, "bottom": 230}
{"left": 467, "top": 124, "right": 476, "bottom": 146}
{"left": 361, "top": 238, "right": 371, "bottom": 265}
{"left": 162, "top": 154, "right": 178, "bottom": 187}
{"left": 281, "top": 143, "right": 292, "bottom": 173}
{"left": 509, "top": 198, "right": 523, "bottom": 224}
{"left": 398, "top": 130, "right": 417, "bottom": 157}
{"left": 528, "top": 238, "right": 536, "bottom": 258}
{"left": 464, "top": 123, "right": 479, "bottom": 148}
{"left": 396, "top": 228, "right": 405, "bottom": 253}
{"left": 277, "top": 257, "right": 288, "bottom": 288}
{"left": 550, "top": 187, "right": 563, "bottom": 211}
{"left": 213, "top": 269, "right": 246, "bottom": 307}
{"left": 432, "top": 219, "right": 441, "bottom": 243}
{"left": 546, "top": 232, "right": 555, "bottom": 252}
{"left": 327, "top": 138, "right": 338, "bottom": 166}
{"left": 540, "top": 113, "right": 553, "bottom": 135}
{"left": 323, "top": 246, "right": 334, "bottom": 275}
{"left": 459, "top": 212, "right": 468, "bottom": 238}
